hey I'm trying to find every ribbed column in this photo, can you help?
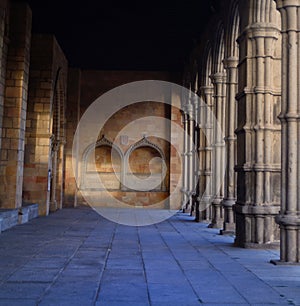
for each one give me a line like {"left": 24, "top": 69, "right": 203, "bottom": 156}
{"left": 221, "top": 57, "right": 238, "bottom": 235}
{"left": 209, "top": 73, "right": 226, "bottom": 229}
{"left": 186, "top": 102, "right": 195, "bottom": 212}
{"left": 50, "top": 141, "right": 59, "bottom": 212}
{"left": 198, "top": 86, "right": 214, "bottom": 222}
{"left": 273, "top": 0, "right": 300, "bottom": 264}
{"left": 193, "top": 94, "right": 200, "bottom": 221}
{"left": 181, "top": 110, "right": 189, "bottom": 210}
{"left": 235, "top": 20, "right": 281, "bottom": 247}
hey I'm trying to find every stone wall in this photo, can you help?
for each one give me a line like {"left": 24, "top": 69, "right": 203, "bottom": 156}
{"left": 74, "top": 70, "right": 182, "bottom": 209}
{"left": 23, "top": 34, "right": 68, "bottom": 215}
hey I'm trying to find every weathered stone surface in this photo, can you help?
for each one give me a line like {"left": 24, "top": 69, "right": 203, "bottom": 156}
{"left": 0, "top": 209, "right": 18, "bottom": 231}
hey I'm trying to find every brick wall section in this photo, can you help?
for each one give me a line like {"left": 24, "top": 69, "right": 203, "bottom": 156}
{"left": 23, "top": 34, "right": 67, "bottom": 215}
{"left": 0, "top": 2, "right": 31, "bottom": 209}
{"left": 64, "top": 68, "right": 80, "bottom": 207}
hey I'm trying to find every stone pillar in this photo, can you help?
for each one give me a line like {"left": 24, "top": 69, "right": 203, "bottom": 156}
{"left": 181, "top": 110, "right": 189, "bottom": 210}
{"left": 186, "top": 102, "right": 195, "bottom": 212}
{"left": 0, "top": 3, "right": 31, "bottom": 209}
{"left": 273, "top": 0, "right": 300, "bottom": 263}
{"left": 198, "top": 85, "right": 214, "bottom": 222}
{"left": 193, "top": 93, "right": 201, "bottom": 221}
{"left": 209, "top": 73, "right": 226, "bottom": 228}
{"left": 23, "top": 35, "right": 68, "bottom": 216}
{"left": 0, "top": 1, "right": 9, "bottom": 149}
{"left": 235, "top": 17, "right": 281, "bottom": 247}
{"left": 50, "top": 141, "right": 58, "bottom": 212}
{"left": 221, "top": 57, "right": 238, "bottom": 235}
{"left": 64, "top": 68, "right": 81, "bottom": 207}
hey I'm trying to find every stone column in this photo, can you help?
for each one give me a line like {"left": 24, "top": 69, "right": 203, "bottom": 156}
{"left": 221, "top": 57, "right": 238, "bottom": 235}
{"left": 64, "top": 68, "right": 81, "bottom": 207}
{"left": 50, "top": 140, "right": 58, "bottom": 212}
{"left": 198, "top": 85, "right": 214, "bottom": 222}
{"left": 181, "top": 110, "right": 189, "bottom": 210}
{"left": 0, "top": 3, "right": 31, "bottom": 209}
{"left": 0, "top": 2, "right": 9, "bottom": 149}
{"left": 209, "top": 73, "right": 226, "bottom": 228}
{"left": 235, "top": 18, "right": 281, "bottom": 247}
{"left": 273, "top": 0, "right": 300, "bottom": 263}
{"left": 186, "top": 102, "right": 195, "bottom": 212}
{"left": 193, "top": 93, "right": 201, "bottom": 221}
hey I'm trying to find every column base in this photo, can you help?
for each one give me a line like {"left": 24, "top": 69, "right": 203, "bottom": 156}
{"left": 234, "top": 240, "right": 279, "bottom": 249}
{"left": 233, "top": 203, "right": 280, "bottom": 247}
{"left": 220, "top": 227, "right": 235, "bottom": 236}
{"left": 49, "top": 200, "right": 58, "bottom": 212}
{"left": 209, "top": 198, "right": 223, "bottom": 229}
{"left": 208, "top": 221, "right": 223, "bottom": 229}
{"left": 270, "top": 259, "right": 300, "bottom": 266}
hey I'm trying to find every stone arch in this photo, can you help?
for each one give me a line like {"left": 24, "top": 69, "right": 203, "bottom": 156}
{"left": 124, "top": 137, "right": 167, "bottom": 192}
{"left": 224, "top": 0, "right": 240, "bottom": 60}
{"left": 49, "top": 68, "right": 66, "bottom": 211}
{"left": 23, "top": 36, "right": 68, "bottom": 216}
{"left": 239, "top": 0, "right": 280, "bottom": 28}
{"left": 201, "top": 42, "right": 213, "bottom": 87}
{"left": 81, "top": 136, "right": 123, "bottom": 190}
{"left": 212, "top": 23, "right": 226, "bottom": 75}
{"left": 251, "top": 0, "right": 279, "bottom": 23}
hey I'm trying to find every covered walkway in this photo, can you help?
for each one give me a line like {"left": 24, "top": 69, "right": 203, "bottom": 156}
{"left": 0, "top": 206, "right": 299, "bottom": 306}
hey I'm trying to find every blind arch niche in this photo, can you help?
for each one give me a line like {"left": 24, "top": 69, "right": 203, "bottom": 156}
{"left": 123, "top": 137, "right": 167, "bottom": 192}
{"left": 82, "top": 136, "right": 123, "bottom": 190}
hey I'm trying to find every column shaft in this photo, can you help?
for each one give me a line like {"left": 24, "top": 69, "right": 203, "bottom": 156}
{"left": 235, "top": 20, "right": 282, "bottom": 247}
{"left": 209, "top": 73, "right": 226, "bottom": 229}
{"left": 198, "top": 86, "right": 214, "bottom": 222}
{"left": 221, "top": 57, "right": 238, "bottom": 235}
{"left": 274, "top": 0, "right": 300, "bottom": 263}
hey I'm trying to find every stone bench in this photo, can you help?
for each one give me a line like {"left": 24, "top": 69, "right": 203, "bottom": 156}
{"left": 0, "top": 203, "right": 39, "bottom": 233}
{"left": 0, "top": 209, "right": 18, "bottom": 232}
{"left": 18, "top": 203, "right": 39, "bottom": 224}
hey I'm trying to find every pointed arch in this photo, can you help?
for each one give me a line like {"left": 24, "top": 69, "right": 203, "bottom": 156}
{"left": 124, "top": 137, "right": 167, "bottom": 192}
{"left": 125, "top": 137, "right": 166, "bottom": 163}
{"left": 201, "top": 42, "right": 213, "bottom": 87}
{"left": 212, "top": 22, "right": 226, "bottom": 74}
{"left": 81, "top": 136, "right": 123, "bottom": 190}
{"left": 225, "top": 0, "right": 240, "bottom": 59}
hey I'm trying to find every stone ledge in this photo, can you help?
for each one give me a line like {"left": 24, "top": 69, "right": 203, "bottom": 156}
{"left": 0, "top": 209, "right": 18, "bottom": 232}
{"left": 0, "top": 204, "right": 39, "bottom": 233}
{"left": 19, "top": 203, "right": 39, "bottom": 224}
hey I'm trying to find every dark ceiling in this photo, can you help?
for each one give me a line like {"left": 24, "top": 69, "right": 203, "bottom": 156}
{"left": 24, "top": 0, "right": 213, "bottom": 72}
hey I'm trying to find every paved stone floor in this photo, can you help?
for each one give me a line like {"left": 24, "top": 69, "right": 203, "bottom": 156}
{"left": 0, "top": 205, "right": 300, "bottom": 306}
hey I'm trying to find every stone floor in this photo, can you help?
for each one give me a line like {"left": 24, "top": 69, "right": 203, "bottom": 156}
{"left": 0, "top": 205, "right": 299, "bottom": 306}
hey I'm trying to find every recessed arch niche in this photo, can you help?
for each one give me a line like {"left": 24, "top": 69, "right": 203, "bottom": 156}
{"left": 123, "top": 137, "right": 167, "bottom": 192}
{"left": 82, "top": 136, "right": 123, "bottom": 190}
